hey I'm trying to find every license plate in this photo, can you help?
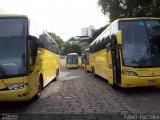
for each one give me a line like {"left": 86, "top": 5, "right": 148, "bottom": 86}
{"left": 148, "top": 79, "right": 157, "bottom": 83}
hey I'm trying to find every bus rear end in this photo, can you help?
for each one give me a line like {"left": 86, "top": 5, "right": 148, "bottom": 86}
{"left": 66, "top": 53, "right": 79, "bottom": 69}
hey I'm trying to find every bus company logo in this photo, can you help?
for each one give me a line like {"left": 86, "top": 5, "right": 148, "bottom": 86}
{"left": 148, "top": 79, "right": 157, "bottom": 83}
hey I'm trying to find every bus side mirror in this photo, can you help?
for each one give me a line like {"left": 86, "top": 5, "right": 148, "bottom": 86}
{"left": 28, "top": 35, "right": 38, "bottom": 69}
{"left": 28, "top": 35, "right": 38, "bottom": 57}
{"left": 116, "top": 31, "right": 122, "bottom": 45}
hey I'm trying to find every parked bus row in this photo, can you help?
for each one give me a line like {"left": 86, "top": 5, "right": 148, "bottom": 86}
{"left": 1, "top": 14, "right": 160, "bottom": 101}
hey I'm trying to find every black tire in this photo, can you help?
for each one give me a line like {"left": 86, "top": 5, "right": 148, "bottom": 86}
{"left": 84, "top": 65, "right": 86, "bottom": 71}
{"left": 93, "top": 68, "right": 97, "bottom": 77}
{"left": 112, "top": 83, "right": 121, "bottom": 90}
{"left": 34, "top": 79, "right": 42, "bottom": 100}
{"left": 85, "top": 65, "right": 89, "bottom": 73}
{"left": 54, "top": 69, "right": 59, "bottom": 81}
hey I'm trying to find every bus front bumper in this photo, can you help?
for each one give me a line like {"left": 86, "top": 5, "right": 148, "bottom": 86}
{"left": 0, "top": 88, "right": 30, "bottom": 101}
{"left": 121, "top": 75, "right": 160, "bottom": 87}
{"left": 85, "top": 65, "right": 92, "bottom": 72}
{"left": 67, "top": 64, "right": 79, "bottom": 69}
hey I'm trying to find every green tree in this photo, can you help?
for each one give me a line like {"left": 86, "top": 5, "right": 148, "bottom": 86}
{"left": 68, "top": 37, "right": 76, "bottom": 41}
{"left": 71, "top": 44, "right": 81, "bottom": 55}
{"left": 48, "top": 32, "right": 64, "bottom": 49}
{"left": 98, "top": 0, "right": 160, "bottom": 22}
{"left": 62, "top": 43, "right": 81, "bottom": 55}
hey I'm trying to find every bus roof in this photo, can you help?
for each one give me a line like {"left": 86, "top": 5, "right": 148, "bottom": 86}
{"left": 117, "top": 17, "right": 160, "bottom": 21}
{"left": 0, "top": 14, "right": 27, "bottom": 18}
{"left": 89, "top": 17, "right": 160, "bottom": 47}
{"left": 0, "top": 14, "right": 59, "bottom": 47}
{"left": 67, "top": 53, "right": 79, "bottom": 56}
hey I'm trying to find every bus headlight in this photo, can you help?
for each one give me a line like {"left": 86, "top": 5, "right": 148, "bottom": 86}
{"left": 122, "top": 70, "right": 137, "bottom": 76}
{"left": 7, "top": 83, "right": 27, "bottom": 90}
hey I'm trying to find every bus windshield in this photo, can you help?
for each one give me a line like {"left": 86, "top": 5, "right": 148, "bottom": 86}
{"left": 67, "top": 55, "right": 78, "bottom": 64}
{"left": 0, "top": 18, "right": 27, "bottom": 77}
{"left": 120, "top": 20, "right": 160, "bottom": 67}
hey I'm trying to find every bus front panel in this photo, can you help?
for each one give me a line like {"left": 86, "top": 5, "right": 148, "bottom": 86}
{"left": 0, "top": 76, "right": 31, "bottom": 101}
{"left": 119, "top": 19, "right": 160, "bottom": 87}
{"left": 0, "top": 16, "right": 31, "bottom": 101}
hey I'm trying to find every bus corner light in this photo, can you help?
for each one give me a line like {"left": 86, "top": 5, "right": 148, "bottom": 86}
{"left": 116, "top": 31, "right": 122, "bottom": 45}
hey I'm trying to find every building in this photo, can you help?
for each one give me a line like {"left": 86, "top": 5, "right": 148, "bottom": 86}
{"left": 66, "top": 37, "right": 80, "bottom": 45}
{"left": 65, "top": 40, "right": 80, "bottom": 45}
{"left": 76, "top": 36, "right": 90, "bottom": 51}
{"left": 81, "top": 25, "right": 95, "bottom": 37}
{"left": 77, "top": 25, "right": 95, "bottom": 51}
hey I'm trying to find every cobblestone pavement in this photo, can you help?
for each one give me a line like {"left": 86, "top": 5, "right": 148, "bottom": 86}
{"left": 0, "top": 59, "right": 160, "bottom": 119}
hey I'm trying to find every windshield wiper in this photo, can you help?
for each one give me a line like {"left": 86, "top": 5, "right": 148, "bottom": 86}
{"left": 131, "top": 58, "right": 151, "bottom": 66}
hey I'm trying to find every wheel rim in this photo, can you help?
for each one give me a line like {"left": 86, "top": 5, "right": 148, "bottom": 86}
{"left": 37, "top": 82, "right": 41, "bottom": 97}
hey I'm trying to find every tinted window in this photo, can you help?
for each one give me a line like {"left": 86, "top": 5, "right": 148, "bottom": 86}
{"left": 0, "top": 18, "right": 26, "bottom": 37}
{"left": 146, "top": 20, "right": 160, "bottom": 66}
{"left": 0, "top": 18, "right": 27, "bottom": 77}
{"left": 67, "top": 55, "right": 78, "bottom": 64}
{"left": 89, "top": 28, "right": 110, "bottom": 53}
{"left": 39, "top": 32, "right": 59, "bottom": 54}
{"left": 120, "top": 21, "right": 150, "bottom": 67}
{"left": 120, "top": 20, "right": 160, "bottom": 67}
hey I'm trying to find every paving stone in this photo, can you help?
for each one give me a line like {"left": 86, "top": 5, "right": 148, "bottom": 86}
{"left": 0, "top": 59, "right": 160, "bottom": 119}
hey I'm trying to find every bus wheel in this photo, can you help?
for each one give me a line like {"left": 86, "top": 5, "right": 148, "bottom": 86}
{"left": 85, "top": 66, "right": 88, "bottom": 73}
{"left": 55, "top": 69, "right": 59, "bottom": 81}
{"left": 34, "top": 79, "right": 43, "bottom": 100}
{"left": 112, "top": 83, "right": 121, "bottom": 90}
{"left": 93, "top": 68, "right": 97, "bottom": 77}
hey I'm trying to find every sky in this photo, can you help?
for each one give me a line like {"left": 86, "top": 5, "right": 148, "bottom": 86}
{"left": 0, "top": 0, "right": 109, "bottom": 41}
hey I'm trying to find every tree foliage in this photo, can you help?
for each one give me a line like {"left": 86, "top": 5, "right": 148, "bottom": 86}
{"left": 98, "top": 0, "right": 160, "bottom": 22}
{"left": 62, "top": 43, "right": 81, "bottom": 56}
{"left": 48, "top": 32, "right": 64, "bottom": 49}
{"left": 68, "top": 37, "right": 76, "bottom": 41}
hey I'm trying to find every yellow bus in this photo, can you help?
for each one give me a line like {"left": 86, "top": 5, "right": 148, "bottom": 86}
{"left": 66, "top": 53, "right": 79, "bottom": 69}
{"left": 89, "top": 18, "right": 160, "bottom": 88}
{"left": 0, "top": 14, "right": 60, "bottom": 101}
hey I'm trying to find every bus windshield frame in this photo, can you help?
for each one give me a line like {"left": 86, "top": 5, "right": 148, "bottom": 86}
{"left": 0, "top": 17, "right": 28, "bottom": 78}
{"left": 120, "top": 19, "right": 160, "bottom": 68}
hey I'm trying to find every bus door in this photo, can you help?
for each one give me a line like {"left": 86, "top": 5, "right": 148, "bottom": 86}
{"left": 110, "top": 35, "right": 121, "bottom": 86}
{"left": 106, "top": 43, "right": 114, "bottom": 85}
